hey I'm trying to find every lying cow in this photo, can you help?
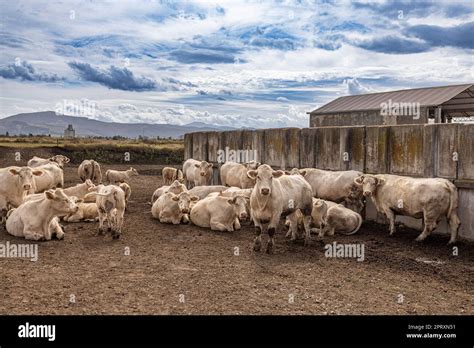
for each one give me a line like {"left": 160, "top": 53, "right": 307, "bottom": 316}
{"left": 183, "top": 159, "right": 213, "bottom": 188}
{"left": 25, "top": 179, "right": 95, "bottom": 202}
{"left": 355, "top": 174, "right": 460, "bottom": 244}
{"left": 63, "top": 199, "right": 99, "bottom": 223}
{"left": 151, "top": 180, "right": 188, "bottom": 203}
{"left": 151, "top": 191, "right": 199, "bottom": 224}
{"left": 78, "top": 160, "right": 102, "bottom": 184}
{"left": 190, "top": 193, "right": 248, "bottom": 231}
{"left": 33, "top": 162, "right": 64, "bottom": 192}
{"left": 247, "top": 164, "right": 313, "bottom": 253}
{"left": 162, "top": 167, "right": 184, "bottom": 185}
{"left": 89, "top": 185, "right": 126, "bottom": 239}
{"left": 220, "top": 161, "right": 260, "bottom": 188}
{"left": 312, "top": 199, "right": 363, "bottom": 238}
{"left": 0, "top": 166, "right": 43, "bottom": 222}
{"left": 6, "top": 188, "right": 78, "bottom": 241}
{"left": 188, "top": 185, "right": 228, "bottom": 200}
{"left": 105, "top": 167, "right": 139, "bottom": 184}
{"left": 28, "top": 155, "right": 70, "bottom": 169}
{"left": 294, "top": 168, "right": 364, "bottom": 213}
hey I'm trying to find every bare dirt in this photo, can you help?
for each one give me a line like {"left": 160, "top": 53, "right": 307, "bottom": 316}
{"left": 0, "top": 155, "right": 473, "bottom": 315}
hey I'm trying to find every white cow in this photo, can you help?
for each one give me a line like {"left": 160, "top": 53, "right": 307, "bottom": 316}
{"left": 24, "top": 179, "right": 95, "bottom": 202}
{"left": 6, "top": 188, "right": 78, "bottom": 241}
{"left": 105, "top": 167, "right": 139, "bottom": 184}
{"left": 247, "top": 164, "right": 313, "bottom": 253}
{"left": 78, "top": 160, "right": 102, "bottom": 184}
{"left": 355, "top": 174, "right": 460, "bottom": 244}
{"left": 0, "top": 166, "right": 43, "bottom": 222}
{"left": 89, "top": 185, "right": 126, "bottom": 239}
{"left": 312, "top": 199, "right": 363, "bottom": 238}
{"left": 183, "top": 159, "right": 213, "bottom": 188}
{"left": 33, "top": 163, "right": 64, "bottom": 192}
{"left": 190, "top": 193, "right": 248, "bottom": 231}
{"left": 151, "top": 180, "right": 188, "bottom": 203}
{"left": 28, "top": 155, "right": 70, "bottom": 169}
{"left": 188, "top": 185, "right": 228, "bottom": 200}
{"left": 162, "top": 167, "right": 184, "bottom": 185}
{"left": 295, "top": 168, "right": 365, "bottom": 213}
{"left": 220, "top": 161, "right": 261, "bottom": 188}
{"left": 151, "top": 191, "right": 199, "bottom": 224}
{"left": 63, "top": 200, "right": 99, "bottom": 222}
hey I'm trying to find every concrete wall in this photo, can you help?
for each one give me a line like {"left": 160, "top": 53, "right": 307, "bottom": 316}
{"left": 184, "top": 123, "right": 474, "bottom": 241}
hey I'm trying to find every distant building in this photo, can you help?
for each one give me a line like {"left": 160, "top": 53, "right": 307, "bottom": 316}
{"left": 308, "top": 84, "right": 474, "bottom": 127}
{"left": 64, "top": 124, "right": 75, "bottom": 138}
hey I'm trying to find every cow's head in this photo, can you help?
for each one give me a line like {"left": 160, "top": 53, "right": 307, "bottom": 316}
{"left": 245, "top": 161, "right": 261, "bottom": 170}
{"left": 354, "top": 175, "right": 385, "bottom": 197}
{"left": 247, "top": 164, "right": 284, "bottom": 196}
{"left": 45, "top": 189, "right": 79, "bottom": 215}
{"left": 51, "top": 155, "right": 70, "bottom": 168}
{"left": 129, "top": 167, "right": 139, "bottom": 176}
{"left": 84, "top": 179, "right": 95, "bottom": 189}
{"left": 194, "top": 161, "right": 212, "bottom": 177}
{"left": 9, "top": 167, "right": 43, "bottom": 192}
{"left": 227, "top": 195, "right": 248, "bottom": 220}
{"left": 171, "top": 192, "right": 199, "bottom": 214}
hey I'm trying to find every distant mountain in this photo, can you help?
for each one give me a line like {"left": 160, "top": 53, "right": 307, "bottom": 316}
{"left": 0, "top": 112, "right": 236, "bottom": 139}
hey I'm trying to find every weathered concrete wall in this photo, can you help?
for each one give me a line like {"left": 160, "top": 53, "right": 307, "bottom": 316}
{"left": 184, "top": 123, "right": 473, "bottom": 241}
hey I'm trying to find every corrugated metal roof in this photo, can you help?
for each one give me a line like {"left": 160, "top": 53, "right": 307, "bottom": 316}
{"left": 310, "top": 84, "right": 473, "bottom": 114}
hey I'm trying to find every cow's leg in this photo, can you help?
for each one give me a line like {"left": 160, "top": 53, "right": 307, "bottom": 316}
{"left": 266, "top": 215, "right": 280, "bottom": 254}
{"left": 98, "top": 211, "right": 107, "bottom": 235}
{"left": 383, "top": 207, "right": 396, "bottom": 235}
{"left": 302, "top": 214, "right": 312, "bottom": 246}
{"left": 285, "top": 212, "right": 298, "bottom": 241}
{"left": 24, "top": 229, "right": 44, "bottom": 241}
{"left": 416, "top": 210, "right": 437, "bottom": 242}
{"left": 253, "top": 221, "right": 263, "bottom": 252}
{"left": 113, "top": 210, "right": 124, "bottom": 239}
{"left": 233, "top": 217, "right": 241, "bottom": 230}
{"left": 210, "top": 220, "right": 231, "bottom": 232}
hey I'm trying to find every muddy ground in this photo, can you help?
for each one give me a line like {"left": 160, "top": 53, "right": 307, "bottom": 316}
{"left": 0, "top": 155, "right": 473, "bottom": 314}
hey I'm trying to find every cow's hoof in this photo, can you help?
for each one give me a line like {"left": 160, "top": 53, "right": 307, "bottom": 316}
{"left": 253, "top": 241, "right": 261, "bottom": 252}
{"left": 415, "top": 235, "right": 426, "bottom": 242}
{"left": 447, "top": 239, "right": 456, "bottom": 246}
{"left": 56, "top": 233, "right": 65, "bottom": 240}
{"left": 265, "top": 244, "right": 273, "bottom": 254}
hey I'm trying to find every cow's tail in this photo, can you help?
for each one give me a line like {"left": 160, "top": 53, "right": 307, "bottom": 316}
{"left": 105, "top": 170, "right": 110, "bottom": 184}
{"left": 445, "top": 181, "right": 460, "bottom": 224}
{"left": 341, "top": 212, "right": 363, "bottom": 235}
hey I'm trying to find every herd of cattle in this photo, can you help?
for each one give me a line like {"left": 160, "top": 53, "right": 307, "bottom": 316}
{"left": 0, "top": 154, "right": 461, "bottom": 253}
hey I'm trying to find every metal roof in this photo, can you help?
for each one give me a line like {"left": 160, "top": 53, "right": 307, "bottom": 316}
{"left": 310, "top": 84, "right": 473, "bottom": 114}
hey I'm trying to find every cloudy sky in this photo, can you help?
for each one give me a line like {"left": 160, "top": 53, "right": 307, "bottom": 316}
{"left": 0, "top": 0, "right": 473, "bottom": 128}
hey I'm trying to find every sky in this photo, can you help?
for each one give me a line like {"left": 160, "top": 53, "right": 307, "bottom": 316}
{"left": 0, "top": 0, "right": 473, "bottom": 128}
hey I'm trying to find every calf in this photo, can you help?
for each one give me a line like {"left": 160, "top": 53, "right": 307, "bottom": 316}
{"left": 89, "top": 185, "right": 126, "bottom": 239}
{"left": 247, "top": 164, "right": 313, "bottom": 253}
{"left": 355, "top": 174, "right": 460, "bottom": 244}
{"left": 220, "top": 161, "right": 260, "bottom": 188}
{"left": 63, "top": 199, "right": 99, "bottom": 223}
{"left": 6, "top": 188, "right": 78, "bottom": 241}
{"left": 190, "top": 193, "right": 248, "bottom": 231}
{"left": 105, "top": 167, "right": 139, "bottom": 184}
{"left": 295, "top": 168, "right": 364, "bottom": 213}
{"left": 28, "top": 155, "right": 70, "bottom": 169}
{"left": 78, "top": 160, "right": 102, "bottom": 184}
{"left": 151, "top": 180, "right": 187, "bottom": 203}
{"left": 162, "top": 167, "right": 184, "bottom": 185}
{"left": 0, "top": 166, "right": 43, "bottom": 222}
{"left": 183, "top": 159, "right": 213, "bottom": 188}
{"left": 312, "top": 199, "right": 362, "bottom": 238}
{"left": 151, "top": 192, "right": 199, "bottom": 224}
{"left": 24, "top": 179, "right": 95, "bottom": 202}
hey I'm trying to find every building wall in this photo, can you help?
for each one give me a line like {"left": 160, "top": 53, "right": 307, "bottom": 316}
{"left": 309, "top": 107, "right": 428, "bottom": 127}
{"left": 184, "top": 123, "right": 474, "bottom": 241}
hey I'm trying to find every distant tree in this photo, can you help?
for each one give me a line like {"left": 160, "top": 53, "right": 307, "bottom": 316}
{"left": 28, "top": 133, "right": 33, "bottom": 137}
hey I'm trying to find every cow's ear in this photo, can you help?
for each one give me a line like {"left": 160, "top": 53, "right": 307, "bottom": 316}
{"left": 284, "top": 170, "right": 291, "bottom": 175}
{"left": 313, "top": 199, "right": 323, "bottom": 207}
{"left": 32, "top": 170, "right": 44, "bottom": 176}
{"left": 191, "top": 195, "right": 199, "bottom": 201}
{"left": 207, "top": 163, "right": 212, "bottom": 168}
{"left": 76, "top": 199, "right": 83, "bottom": 203}
{"left": 354, "top": 175, "right": 364, "bottom": 185}
{"left": 194, "top": 164, "right": 200, "bottom": 168}
{"left": 247, "top": 170, "right": 257, "bottom": 179}
{"left": 376, "top": 177, "right": 385, "bottom": 186}
{"left": 9, "top": 168, "right": 20, "bottom": 175}
{"left": 300, "top": 170, "right": 307, "bottom": 177}
{"left": 171, "top": 195, "right": 179, "bottom": 201}
{"left": 227, "top": 198, "right": 236, "bottom": 205}
{"left": 272, "top": 170, "right": 284, "bottom": 178}
{"left": 45, "top": 190, "right": 55, "bottom": 199}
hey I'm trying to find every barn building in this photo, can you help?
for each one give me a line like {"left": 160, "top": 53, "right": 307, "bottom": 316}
{"left": 308, "top": 84, "right": 474, "bottom": 127}
{"left": 64, "top": 124, "right": 75, "bottom": 138}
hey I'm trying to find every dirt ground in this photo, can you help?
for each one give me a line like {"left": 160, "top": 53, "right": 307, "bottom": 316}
{"left": 0, "top": 156, "right": 473, "bottom": 314}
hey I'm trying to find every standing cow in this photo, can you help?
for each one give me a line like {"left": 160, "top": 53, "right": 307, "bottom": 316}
{"left": 247, "top": 164, "right": 313, "bottom": 253}
{"left": 182, "top": 159, "right": 213, "bottom": 188}
{"left": 162, "top": 167, "right": 184, "bottom": 185}
{"left": 220, "top": 161, "right": 261, "bottom": 188}
{"left": 78, "top": 160, "right": 102, "bottom": 184}
{"left": 354, "top": 174, "right": 460, "bottom": 244}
